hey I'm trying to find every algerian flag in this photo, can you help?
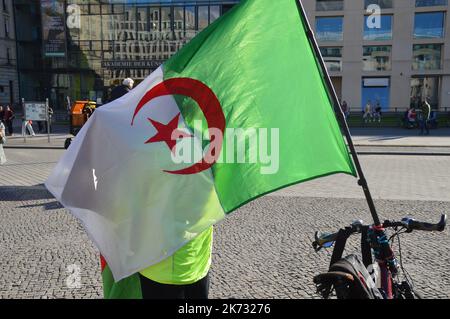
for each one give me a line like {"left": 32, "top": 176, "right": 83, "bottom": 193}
{"left": 46, "top": 0, "right": 355, "bottom": 284}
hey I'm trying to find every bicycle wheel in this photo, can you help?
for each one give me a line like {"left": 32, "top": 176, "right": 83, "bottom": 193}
{"left": 411, "top": 290, "right": 423, "bottom": 299}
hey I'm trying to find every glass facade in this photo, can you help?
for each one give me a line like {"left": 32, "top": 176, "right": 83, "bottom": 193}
{"left": 320, "top": 47, "right": 342, "bottom": 71}
{"left": 414, "top": 12, "right": 445, "bottom": 38}
{"left": 316, "top": 0, "right": 344, "bottom": 11}
{"left": 14, "top": 0, "right": 239, "bottom": 110}
{"left": 363, "top": 15, "right": 392, "bottom": 41}
{"left": 412, "top": 44, "right": 442, "bottom": 70}
{"left": 315, "top": 16, "right": 343, "bottom": 41}
{"left": 364, "top": 0, "right": 393, "bottom": 9}
{"left": 361, "top": 77, "right": 390, "bottom": 110}
{"left": 410, "top": 77, "right": 440, "bottom": 109}
{"left": 363, "top": 46, "right": 391, "bottom": 71}
{"left": 416, "top": 0, "right": 448, "bottom": 7}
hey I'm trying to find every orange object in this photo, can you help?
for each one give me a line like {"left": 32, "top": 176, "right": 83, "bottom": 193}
{"left": 70, "top": 101, "right": 96, "bottom": 135}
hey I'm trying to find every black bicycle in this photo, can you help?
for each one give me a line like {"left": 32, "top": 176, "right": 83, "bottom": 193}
{"left": 312, "top": 214, "right": 447, "bottom": 299}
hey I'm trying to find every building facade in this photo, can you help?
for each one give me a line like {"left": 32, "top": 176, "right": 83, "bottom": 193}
{"left": 303, "top": 0, "right": 450, "bottom": 110}
{"left": 0, "top": 0, "right": 19, "bottom": 106}
{"left": 11, "top": 0, "right": 450, "bottom": 111}
{"left": 13, "top": 0, "right": 238, "bottom": 110}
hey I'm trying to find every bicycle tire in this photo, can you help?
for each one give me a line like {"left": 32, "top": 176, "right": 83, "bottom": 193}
{"left": 411, "top": 290, "right": 423, "bottom": 299}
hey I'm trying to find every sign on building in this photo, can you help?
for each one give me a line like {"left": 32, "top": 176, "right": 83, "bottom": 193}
{"left": 101, "top": 60, "right": 165, "bottom": 70}
{"left": 41, "top": 0, "right": 67, "bottom": 58}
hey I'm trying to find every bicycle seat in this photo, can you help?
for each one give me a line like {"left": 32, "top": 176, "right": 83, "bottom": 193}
{"left": 314, "top": 271, "right": 354, "bottom": 285}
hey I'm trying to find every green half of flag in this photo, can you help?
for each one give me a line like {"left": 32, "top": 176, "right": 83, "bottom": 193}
{"left": 165, "top": 0, "right": 355, "bottom": 213}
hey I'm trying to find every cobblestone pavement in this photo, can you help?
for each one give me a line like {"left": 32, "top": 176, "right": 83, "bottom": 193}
{"left": 0, "top": 149, "right": 449, "bottom": 298}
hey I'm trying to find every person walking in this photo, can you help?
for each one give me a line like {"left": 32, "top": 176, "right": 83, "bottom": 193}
{"left": 3, "top": 105, "right": 14, "bottom": 136}
{"left": 341, "top": 100, "right": 349, "bottom": 120}
{"left": 0, "top": 119, "right": 6, "bottom": 165}
{"left": 0, "top": 105, "right": 4, "bottom": 122}
{"left": 419, "top": 98, "right": 431, "bottom": 135}
{"left": 22, "top": 118, "right": 35, "bottom": 137}
{"left": 109, "top": 78, "right": 134, "bottom": 102}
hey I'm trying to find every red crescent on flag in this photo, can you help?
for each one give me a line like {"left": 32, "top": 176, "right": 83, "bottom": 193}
{"left": 131, "top": 78, "right": 226, "bottom": 175}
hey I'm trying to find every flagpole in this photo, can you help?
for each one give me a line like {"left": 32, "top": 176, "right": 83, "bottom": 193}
{"left": 295, "top": 0, "right": 381, "bottom": 226}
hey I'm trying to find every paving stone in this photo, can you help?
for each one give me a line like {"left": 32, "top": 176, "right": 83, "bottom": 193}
{"left": 0, "top": 148, "right": 449, "bottom": 299}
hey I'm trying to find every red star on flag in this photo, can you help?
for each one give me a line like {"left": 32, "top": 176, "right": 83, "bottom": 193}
{"left": 145, "top": 113, "right": 192, "bottom": 154}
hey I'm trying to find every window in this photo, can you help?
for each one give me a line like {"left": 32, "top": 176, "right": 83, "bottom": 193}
{"left": 416, "top": 0, "right": 448, "bottom": 7}
{"left": 6, "top": 47, "right": 11, "bottom": 64}
{"left": 410, "top": 77, "right": 439, "bottom": 109}
{"left": 2, "top": 0, "right": 7, "bottom": 13}
{"left": 185, "top": 6, "right": 196, "bottom": 39}
{"left": 4, "top": 17, "right": 9, "bottom": 38}
{"left": 161, "top": 7, "right": 171, "bottom": 31}
{"left": 320, "top": 47, "right": 342, "bottom": 71}
{"left": 137, "top": 7, "right": 149, "bottom": 32}
{"left": 363, "top": 46, "right": 391, "bottom": 71}
{"left": 316, "top": 0, "right": 344, "bottom": 11}
{"left": 89, "top": 4, "right": 100, "bottom": 15}
{"left": 173, "top": 6, "right": 184, "bottom": 30}
{"left": 364, "top": 0, "right": 393, "bottom": 9}
{"left": 364, "top": 15, "right": 392, "bottom": 40}
{"left": 198, "top": 6, "right": 209, "bottom": 30}
{"left": 413, "top": 44, "right": 442, "bottom": 70}
{"left": 315, "top": 17, "right": 343, "bottom": 41}
{"left": 361, "top": 78, "right": 390, "bottom": 110}
{"left": 414, "top": 12, "right": 445, "bottom": 38}
{"left": 150, "top": 7, "right": 159, "bottom": 30}
{"left": 210, "top": 6, "right": 220, "bottom": 24}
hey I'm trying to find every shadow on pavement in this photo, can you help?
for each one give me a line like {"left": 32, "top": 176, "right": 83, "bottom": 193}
{"left": 368, "top": 136, "right": 405, "bottom": 142}
{"left": 0, "top": 184, "right": 64, "bottom": 210}
{"left": 0, "top": 184, "right": 54, "bottom": 201}
{"left": 18, "top": 201, "right": 63, "bottom": 211}
{"left": 350, "top": 127, "right": 450, "bottom": 137}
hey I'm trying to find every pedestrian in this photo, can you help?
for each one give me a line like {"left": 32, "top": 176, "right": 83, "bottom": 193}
{"left": 0, "top": 105, "right": 4, "bottom": 122}
{"left": 102, "top": 226, "right": 213, "bottom": 299}
{"left": 3, "top": 105, "right": 14, "bottom": 136}
{"left": 407, "top": 107, "right": 417, "bottom": 128}
{"left": 419, "top": 98, "right": 431, "bottom": 135}
{"left": 373, "top": 102, "right": 382, "bottom": 123}
{"left": 341, "top": 100, "right": 350, "bottom": 120}
{"left": 22, "top": 118, "right": 35, "bottom": 137}
{"left": 43, "top": 107, "right": 54, "bottom": 133}
{"left": 109, "top": 78, "right": 134, "bottom": 102}
{"left": 0, "top": 119, "right": 6, "bottom": 165}
{"left": 363, "top": 100, "right": 372, "bottom": 123}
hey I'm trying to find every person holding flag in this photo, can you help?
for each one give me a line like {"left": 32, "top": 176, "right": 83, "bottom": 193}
{"left": 46, "top": 0, "right": 356, "bottom": 299}
{"left": 100, "top": 227, "right": 213, "bottom": 299}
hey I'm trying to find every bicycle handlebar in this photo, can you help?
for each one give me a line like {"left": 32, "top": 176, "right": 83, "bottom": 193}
{"left": 400, "top": 214, "right": 447, "bottom": 232}
{"left": 313, "top": 214, "right": 447, "bottom": 251}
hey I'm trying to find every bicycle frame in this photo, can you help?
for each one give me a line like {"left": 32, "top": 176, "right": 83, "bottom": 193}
{"left": 367, "top": 225, "right": 397, "bottom": 299}
{"left": 379, "top": 261, "right": 393, "bottom": 299}
{"left": 314, "top": 215, "right": 446, "bottom": 299}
